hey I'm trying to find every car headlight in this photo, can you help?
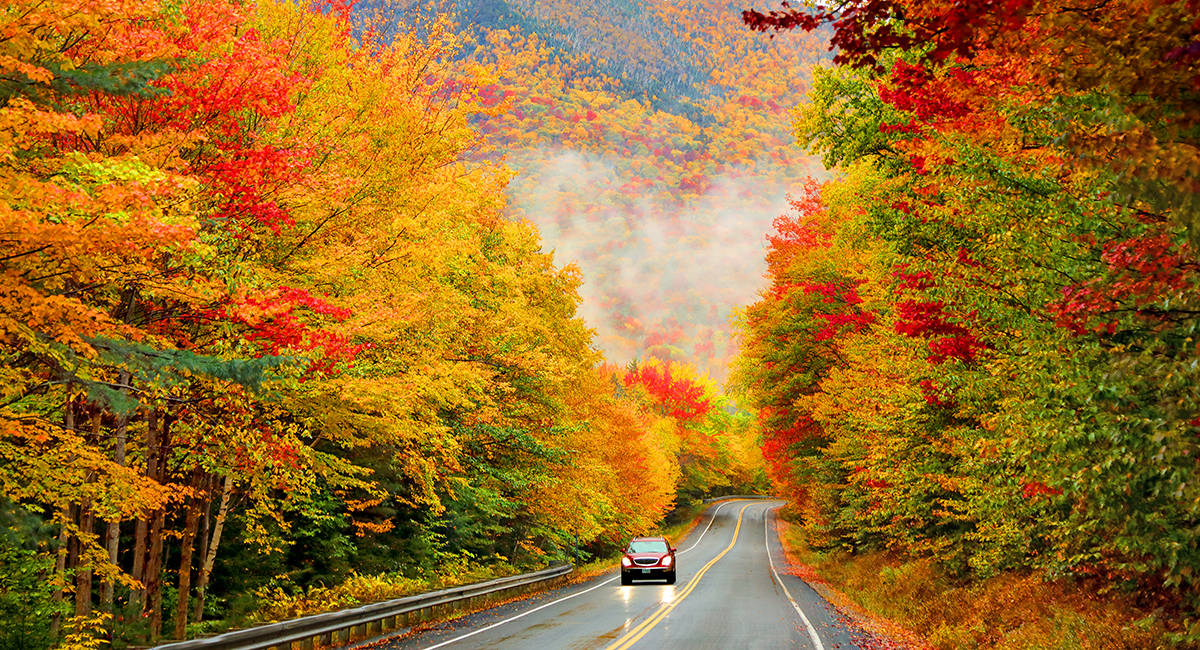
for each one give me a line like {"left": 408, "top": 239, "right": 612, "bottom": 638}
{"left": 621, "top": 557, "right": 632, "bottom": 567}
{"left": 662, "top": 555, "right": 672, "bottom": 567}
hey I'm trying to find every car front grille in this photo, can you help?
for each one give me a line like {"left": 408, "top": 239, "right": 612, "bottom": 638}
{"left": 633, "top": 558, "right": 658, "bottom": 566}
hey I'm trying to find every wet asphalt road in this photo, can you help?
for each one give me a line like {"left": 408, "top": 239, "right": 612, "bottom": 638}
{"left": 370, "top": 500, "right": 871, "bottom": 650}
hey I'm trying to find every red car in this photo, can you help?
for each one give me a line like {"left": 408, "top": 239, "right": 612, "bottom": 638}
{"left": 620, "top": 536, "right": 677, "bottom": 585}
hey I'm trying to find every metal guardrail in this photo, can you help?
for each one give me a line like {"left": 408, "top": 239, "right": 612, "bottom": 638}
{"left": 152, "top": 563, "right": 574, "bottom": 650}
{"left": 701, "top": 494, "right": 774, "bottom": 503}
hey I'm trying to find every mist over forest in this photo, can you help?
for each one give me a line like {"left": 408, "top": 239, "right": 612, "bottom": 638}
{"left": 370, "top": 0, "right": 833, "bottom": 381}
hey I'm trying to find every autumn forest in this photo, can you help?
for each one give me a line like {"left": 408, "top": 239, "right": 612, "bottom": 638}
{"left": 2, "top": 0, "right": 1198, "bottom": 648}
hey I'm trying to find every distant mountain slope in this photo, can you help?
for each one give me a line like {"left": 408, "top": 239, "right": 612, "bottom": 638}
{"left": 365, "top": 0, "right": 831, "bottom": 383}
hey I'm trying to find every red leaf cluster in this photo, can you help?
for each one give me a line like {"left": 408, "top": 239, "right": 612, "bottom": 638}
{"left": 1022, "top": 481, "right": 1063, "bottom": 499}
{"left": 802, "top": 282, "right": 876, "bottom": 341}
{"left": 917, "top": 379, "right": 955, "bottom": 407}
{"left": 207, "top": 146, "right": 314, "bottom": 233}
{"left": 892, "top": 267, "right": 935, "bottom": 291}
{"left": 624, "top": 363, "right": 713, "bottom": 423}
{"left": 759, "top": 409, "right": 820, "bottom": 485}
{"left": 209, "top": 288, "right": 365, "bottom": 374}
{"left": 877, "top": 61, "right": 971, "bottom": 125}
{"left": 894, "top": 300, "right": 987, "bottom": 364}
{"left": 1050, "top": 231, "right": 1197, "bottom": 334}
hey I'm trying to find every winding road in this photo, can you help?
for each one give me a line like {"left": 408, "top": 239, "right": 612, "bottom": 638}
{"left": 375, "top": 500, "right": 874, "bottom": 650}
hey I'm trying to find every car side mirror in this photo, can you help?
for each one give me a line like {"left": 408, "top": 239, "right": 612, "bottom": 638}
{"left": 670, "top": 548, "right": 677, "bottom": 553}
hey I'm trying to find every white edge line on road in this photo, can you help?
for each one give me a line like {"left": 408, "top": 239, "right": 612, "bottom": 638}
{"left": 419, "top": 500, "right": 736, "bottom": 649}
{"left": 765, "top": 505, "right": 825, "bottom": 650}
{"left": 419, "top": 574, "right": 621, "bottom": 649}
{"left": 679, "top": 499, "right": 734, "bottom": 554}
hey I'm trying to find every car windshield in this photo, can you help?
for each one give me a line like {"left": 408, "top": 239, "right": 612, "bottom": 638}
{"left": 628, "top": 539, "right": 669, "bottom": 553}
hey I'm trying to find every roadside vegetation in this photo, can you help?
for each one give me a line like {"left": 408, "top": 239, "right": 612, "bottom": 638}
{"left": 253, "top": 497, "right": 714, "bottom": 623}
{"left": 245, "top": 559, "right": 524, "bottom": 624}
{"left": 0, "top": 0, "right": 770, "bottom": 646}
{"left": 777, "top": 519, "right": 1168, "bottom": 650}
{"left": 732, "top": 0, "right": 1200, "bottom": 645}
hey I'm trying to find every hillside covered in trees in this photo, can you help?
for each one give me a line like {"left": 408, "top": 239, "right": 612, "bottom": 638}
{"left": 0, "top": 0, "right": 776, "bottom": 646}
{"left": 393, "top": 0, "right": 833, "bottom": 382}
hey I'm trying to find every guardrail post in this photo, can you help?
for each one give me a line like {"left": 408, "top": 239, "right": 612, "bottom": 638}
{"left": 301, "top": 636, "right": 314, "bottom": 650}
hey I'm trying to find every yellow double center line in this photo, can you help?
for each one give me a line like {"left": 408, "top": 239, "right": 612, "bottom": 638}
{"left": 605, "top": 503, "right": 753, "bottom": 650}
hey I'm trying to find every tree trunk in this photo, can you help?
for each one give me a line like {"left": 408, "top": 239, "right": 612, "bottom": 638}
{"left": 192, "top": 475, "right": 213, "bottom": 623}
{"left": 146, "top": 507, "right": 164, "bottom": 641}
{"left": 193, "top": 475, "right": 231, "bottom": 625}
{"left": 144, "top": 409, "right": 170, "bottom": 642}
{"left": 100, "top": 424, "right": 126, "bottom": 615}
{"left": 66, "top": 502, "right": 79, "bottom": 584}
{"left": 173, "top": 471, "right": 202, "bottom": 639}
{"left": 130, "top": 512, "right": 147, "bottom": 607}
{"left": 131, "top": 409, "right": 159, "bottom": 611}
{"left": 102, "top": 372, "right": 131, "bottom": 617}
{"left": 74, "top": 503, "right": 95, "bottom": 617}
{"left": 51, "top": 396, "right": 77, "bottom": 640}
{"left": 74, "top": 411, "right": 102, "bottom": 617}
